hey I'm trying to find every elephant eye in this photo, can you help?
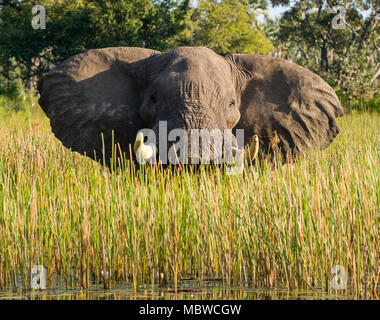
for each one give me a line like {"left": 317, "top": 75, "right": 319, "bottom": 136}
{"left": 229, "top": 99, "right": 236, "bottom": 108}
{"left": 150, "top": 95, "right": 156, "bottom": 104}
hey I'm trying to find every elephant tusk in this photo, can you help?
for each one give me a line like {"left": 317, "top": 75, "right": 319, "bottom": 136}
{"left": 224, "top": 146, "right": 245, "bottom": 169}
{"left": 246, "top": 134, "right": 259, "bottom": 162}
{"left": 134, "top": 132, "right": 156, "bottom": 164}
{"left": 231, "top": 147, "right": 245, "bottom": 164}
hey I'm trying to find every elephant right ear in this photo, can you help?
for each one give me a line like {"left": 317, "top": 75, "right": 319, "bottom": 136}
{"left": 38, "top": 47, "right": 160, "bottom": 163}
{"left": 227, "top": 54, "right": 344, "bottom": 161}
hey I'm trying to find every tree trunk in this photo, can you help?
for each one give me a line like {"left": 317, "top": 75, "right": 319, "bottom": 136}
{"left": 26, "top": 78, "right": 36, "bottom": 91}
{"left": 25, "top": 56, "right": 40, "bottom": 93}
{"left": 320, "top": 42, "right": 328, "bottom": 72}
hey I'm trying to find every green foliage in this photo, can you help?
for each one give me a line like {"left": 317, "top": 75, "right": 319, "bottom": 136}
{"left": 0, "top": 92, "right": 37, "bottom": 115}
{"left": 179, "top": 0, "right": 274, "bottom": 55}
{"left": 336, "top": 91, "right": 380, "bottom": 113}
{"left": 0, "top": 0, "right": 377, "bottom": 107}
{"left": 0, "top": 77, "right": 23, "bottom": 99}
{"left": 269, "top": 0, "right": 379, "bottom": 103}
{"left": 0, "top": 0, "right": 191, "bottom": 83}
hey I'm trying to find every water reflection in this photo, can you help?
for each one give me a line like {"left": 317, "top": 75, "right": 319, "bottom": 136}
{"left": 0, "top": 279, "right": 376, "bottom": 300}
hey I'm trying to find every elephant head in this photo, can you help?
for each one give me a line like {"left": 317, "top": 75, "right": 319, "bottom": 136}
{"left": 37, "top": 46, "right": 343, "bottom": 165}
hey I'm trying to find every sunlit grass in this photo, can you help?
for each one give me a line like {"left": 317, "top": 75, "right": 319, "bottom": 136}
{"left": 0, "top": 97, "right": 379, "bottom": 298}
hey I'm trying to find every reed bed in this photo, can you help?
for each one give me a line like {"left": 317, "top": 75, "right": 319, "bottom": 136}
{"left": 0, "top": 99, "right": 379, "bottom": 298}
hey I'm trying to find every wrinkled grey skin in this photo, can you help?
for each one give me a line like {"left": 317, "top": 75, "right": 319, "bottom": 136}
{"left": 136, "top": 47, "right": 243, "bottom": 159}
{"left": 38, "top": 46, "right": 343, "bottom": 164}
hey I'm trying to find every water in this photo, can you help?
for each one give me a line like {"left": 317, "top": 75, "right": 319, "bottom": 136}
{"left": 0, "top": 279, "right": 376, "bottom": 300}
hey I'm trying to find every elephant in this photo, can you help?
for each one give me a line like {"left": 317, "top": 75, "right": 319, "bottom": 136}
{"left": 37, "top": 46, "right": 343, "bottom": 166}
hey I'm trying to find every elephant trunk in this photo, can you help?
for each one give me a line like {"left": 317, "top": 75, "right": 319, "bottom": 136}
{"left": 134, "top": 118, "right": 249, "bottom": 166}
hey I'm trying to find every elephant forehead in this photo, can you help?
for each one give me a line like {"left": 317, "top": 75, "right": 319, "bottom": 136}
{"left": 162, "top": 70, "right": 232, "bottom": 101}
{"left": 166, "top": 62, "right": 234, "bottom": 97}
{"left": 172, "top": 47, "right": 230, "bottom": 72}
{"left": 174, "top": 46, "right": 221, "bottom": 58}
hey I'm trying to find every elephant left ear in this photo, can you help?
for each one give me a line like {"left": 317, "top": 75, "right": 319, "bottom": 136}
{"left": 38, "top": 47, "right": 160, "bottom": 163}
{"left": 227, "top": 54, "right": 344, "bottom": 160}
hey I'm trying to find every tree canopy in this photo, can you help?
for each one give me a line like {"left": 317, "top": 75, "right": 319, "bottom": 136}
{"left": 0, "top": 0, "right": 191, "bottom": 86}
{"left": 269, "top": 0, "right": 379, "bottom": 100}
{"left": 182, "top": 0, "right": 273, "bottom": 55}
{"left": 0, "top": 0, "right": 378, "bottom": 105}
